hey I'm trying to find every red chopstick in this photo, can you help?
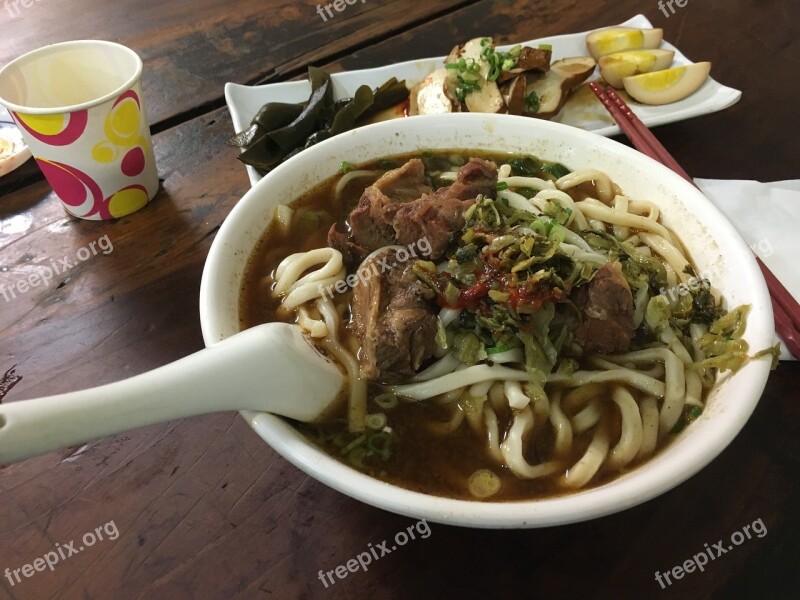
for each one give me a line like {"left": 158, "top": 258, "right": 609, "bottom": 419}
{"left": 589, "top": 81, "right": 800, "bottom": 359}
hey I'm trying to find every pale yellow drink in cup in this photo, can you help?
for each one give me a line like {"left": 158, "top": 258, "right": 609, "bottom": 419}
{"left": 0, "top": 40, "right": 158, "bottom": 220}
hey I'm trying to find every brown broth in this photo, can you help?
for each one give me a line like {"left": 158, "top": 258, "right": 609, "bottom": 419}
{"left": 239, "top": 150, "right": 681, "bottom": 501}
{"left": 294, "top": 384, "right": 649, "bottom": 502}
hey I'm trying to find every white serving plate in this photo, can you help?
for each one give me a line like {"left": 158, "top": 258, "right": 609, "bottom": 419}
{"left": 0, "top": 106, "right": 31, "bottom": 177}
{"left": 225, "top": 14, "right": 741, "bottom": 187}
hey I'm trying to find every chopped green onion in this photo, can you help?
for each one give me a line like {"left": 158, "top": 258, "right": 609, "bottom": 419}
{"left": 525, "top": 91, "right": 540, "bottom": 114}
{"left": 538, "top": 43, "right": 553, "bottom": 51}
{"left": 496, "top": 181, "right": 509, "bottom": 191}
{"left": 347, "top": 446, "right": 368, "bottom": 469}
{"left": 367, "top": 432, "right": 392, "bottom": 460}
{"left": 540, "top": 161, "right": 571, "bottom": 179}
{"left": 468, "top": 469, "right": 501, "bottom": 499}
{"left": 331, "top": 430, "right": 352, "bottom": 448}
{"left": 530, "top": 219, "right": 548, "bottom": 237}
{"left": 454, "top": 75, "right": 482, "bottom": 101}
{"left": 671, "top": 405, "right": 703, "bottom": 434}
{"left": 486, "top": 344, "right": 511, "bottom": 355}
{"left": 341, "top": 433, "right": 367, "bottom": 455}
{"left": 508, "top": 156, "right": 542, "bottom": 176}
{"left": 365, "top": 413, "right": 387, "bottom": 431}
{"left": 339, "top": 161, "right": 356, "bottom": 173}
{"left": 374, "top": 393, "right": 398, "bottom": 409}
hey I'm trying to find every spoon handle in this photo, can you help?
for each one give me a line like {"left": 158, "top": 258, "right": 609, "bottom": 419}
{"left": 0, "top": 323, "right": 344, "bottom": 465}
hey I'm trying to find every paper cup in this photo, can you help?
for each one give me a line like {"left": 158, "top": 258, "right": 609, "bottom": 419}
{"left": 0, "top": 40, "right": 158, "bottom": 220}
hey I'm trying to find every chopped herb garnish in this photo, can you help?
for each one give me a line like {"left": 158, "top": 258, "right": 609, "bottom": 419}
{"left": 508, "top": 156, "right": 542, "bottom": 176}
{"left": 339, "top": 161, "right": 356, "bottom": 173}
{"left": 671, "top": 405, "right": 703, "bottom": 434}
{"left": 486, "top": 344, "right": 511, "bottom": 355}
{"left": 454, "top": 75, "right": 482, "bottom": 101}
{"left": 525, "top": 90, "right": 540, "bottom": 114}
{"left": 540, "top": 162, "right": 571, "bottom": 179}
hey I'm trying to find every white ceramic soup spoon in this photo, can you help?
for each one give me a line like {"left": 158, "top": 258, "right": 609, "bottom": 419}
{"left": 0, "top": 323, "right": 344, "bottom": 466}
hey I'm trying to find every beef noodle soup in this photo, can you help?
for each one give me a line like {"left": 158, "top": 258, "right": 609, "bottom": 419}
{"left": 240, "top": 151, "right": 764, "bottom": 501}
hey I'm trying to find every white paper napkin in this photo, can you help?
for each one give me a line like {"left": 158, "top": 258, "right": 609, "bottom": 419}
{"left": 695, "top": 178, "right": 799, "bottom": 360}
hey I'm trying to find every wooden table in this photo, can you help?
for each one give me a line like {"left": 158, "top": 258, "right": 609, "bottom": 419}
{"left": 1, "top": 1, "right": 798, "bottom": 598}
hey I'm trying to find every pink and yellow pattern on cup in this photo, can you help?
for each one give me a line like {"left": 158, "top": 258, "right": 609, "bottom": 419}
{"left": 0, "top": 41, "right": 159, "bottom": 220}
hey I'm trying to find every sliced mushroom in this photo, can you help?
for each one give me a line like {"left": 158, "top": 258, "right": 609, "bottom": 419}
{"left": 465, "top": 79, "right": 505, "bottom": 113}
{"left": 497, "top": 47, "right": 552, "bottom": 82}
{"left": 460, "top": 37, "right": 489, "bottom": 62}
{"left": 517, "top": 46, "right": 553, "bottom": 71}
{"left": 451, "top": 37, "right": 504, "bottom": 113}
{"left": 409, "top": 68, "right": 457, "bottom": 115}
{"left": 525, "top": 56, "right": 596, "bottom": 119}
{"left": 502, "top": 75, "right": 527, "bottom": 115}
{"left": 445, "top": 44, "right": 463, "bottom": 65}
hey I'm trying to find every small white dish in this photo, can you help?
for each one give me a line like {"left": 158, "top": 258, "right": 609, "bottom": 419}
{"left": 0, "top": 106, "right": 32, "bottom": 177}
{"left": 225, "top": 14, "right": 742, "bottom": 187}
{"left": 200, "top": 113, "right": 773, "bottom": 528}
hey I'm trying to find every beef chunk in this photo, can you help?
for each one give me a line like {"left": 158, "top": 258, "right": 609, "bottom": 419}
{"left": 351, "top": 248, "right": 438, "bottom": 382}
{"left": 384, "top": 192, "right": 472, "bottom": 259}
{"left": 369, "top": 157, "right": 433, "bottom": 202}
{"left": 445, "top": 157, "right": 498, "bottom": 201}
{"left": 572, "top": 262, "right": 635, "bottom": 354}
{"left": 327, "top": 224, "right": 366, "bottom": 267}
{"left": 342, "top": 157, "right": 498, "bottom": 263}
{"left": 349, "top": 159, "right": 432, "bottom": 250}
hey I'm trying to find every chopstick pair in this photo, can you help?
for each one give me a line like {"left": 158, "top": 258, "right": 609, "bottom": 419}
{"left": 589, "top": 82, "right": 800, "bottom": 360}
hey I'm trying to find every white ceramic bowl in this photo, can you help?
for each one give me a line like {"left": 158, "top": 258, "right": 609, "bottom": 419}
{"left": 200, "top": 113, "right": 773, "bottom": 528}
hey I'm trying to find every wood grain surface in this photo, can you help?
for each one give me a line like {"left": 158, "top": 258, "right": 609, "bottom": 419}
{"left": 1, "top": 1, "right": 798, "bottom": 598}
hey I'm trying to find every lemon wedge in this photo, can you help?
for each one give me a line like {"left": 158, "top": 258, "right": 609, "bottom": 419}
{"left": 586, "top": 27, "right": 663, "bottom": 60}
{"left": 599, "top": 49, "right": 675, "bottom": 88}
{"left": 623, "top": 62, "right": 711, "bottom": 105}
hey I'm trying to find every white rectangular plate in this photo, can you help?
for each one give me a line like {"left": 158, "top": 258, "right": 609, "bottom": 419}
{"left": 225, "top": 14, "right": 741, "bottom": 187}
